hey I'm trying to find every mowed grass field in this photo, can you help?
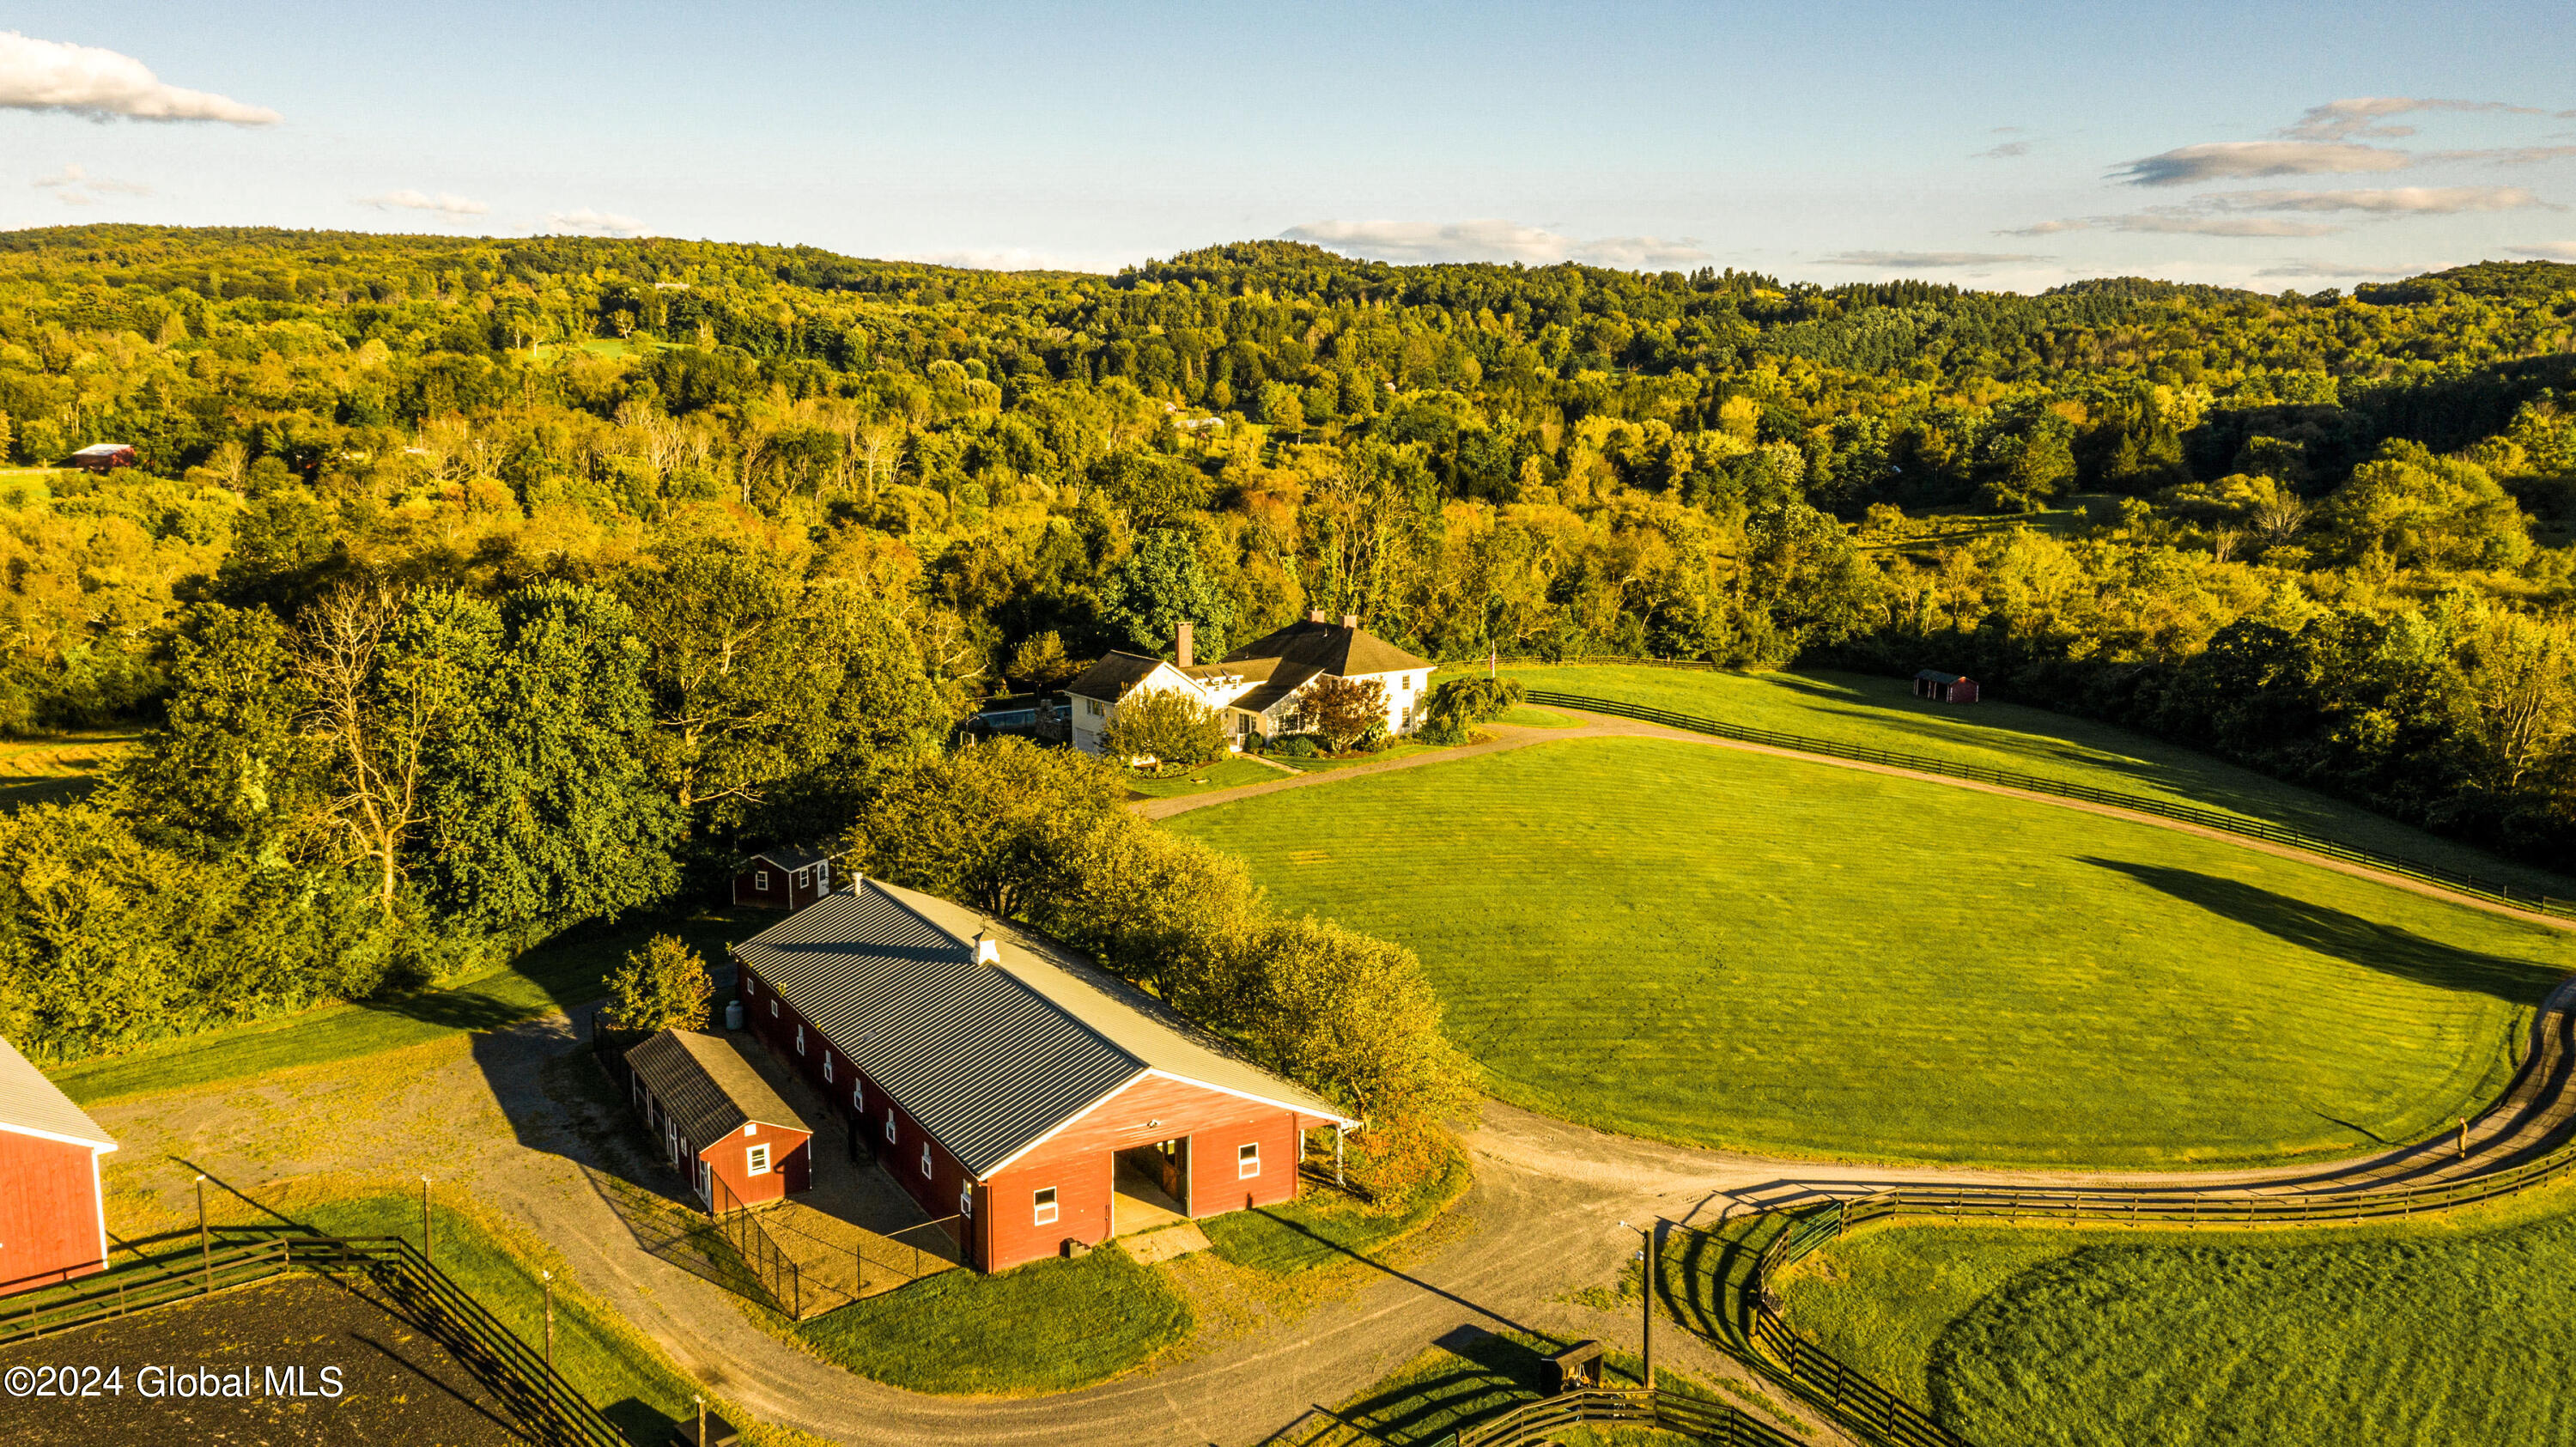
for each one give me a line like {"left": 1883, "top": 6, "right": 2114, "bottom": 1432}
{"left": 0, "top": 731, "right": 141, "bottom": 810}
{"left": 1776, "top": 1184, "right": 2576, "bottom": 1446}
{"left": 1481, "top": 665, "right": 2572, "bottom": 899}
{"left": 1170, "top": 737, "right": 2572, "bottom": 1167}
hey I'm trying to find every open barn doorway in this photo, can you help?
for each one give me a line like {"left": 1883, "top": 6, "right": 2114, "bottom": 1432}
{"left": 1111, "top": 1138, "right": 1189, "bottom": 1235}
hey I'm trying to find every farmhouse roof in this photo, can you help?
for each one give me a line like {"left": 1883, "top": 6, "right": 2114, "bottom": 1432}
{"left": 1230, "top": 666, "right": 1322, "bottom": 716}
{"left": 743, "top": 845, "right": 828, "bottom": 872}
{"left": 1915, "top": 670, "right": 1966, "bottom": 684}
{"left": 624, "top": 1030, "right": 809, "bottom": 1151}
{"left": 68, "top": 442, "right": 134, "bottom": 459}
{"left": 0, "top": 1035, "right": 117, "bottom": 1152}
{"left": 1223, "top": 618, "right": 1431, "bottom": 677}
{"left": 730, "top": 879, "right": 1355, "bottom": 1178}
{"left": 1064, "top": 651, "right": 1170, "bottom": 702}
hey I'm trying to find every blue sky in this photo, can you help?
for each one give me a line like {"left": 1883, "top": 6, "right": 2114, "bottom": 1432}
{"left": 3, "top": 1, "right": 2572, "bottom": 289}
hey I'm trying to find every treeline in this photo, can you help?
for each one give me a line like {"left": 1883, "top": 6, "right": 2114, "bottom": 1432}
{"left": 1, "top": 226, "right": 2575, "bottom": 1058}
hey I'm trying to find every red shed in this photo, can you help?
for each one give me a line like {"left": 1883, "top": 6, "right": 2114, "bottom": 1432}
{"left": 1913, "top": 670, "right": 1980, "bottom": 704}
{"left": 732, "top": 878, "right": 1361, "bottom": 1273}
{"left": 64, "top": 443, "right": 138, "bottom": 473}
{"left": 731, "top": 847, "right": 831, "bottom": 911}
{"left": 0, "top": 1036, "right": 118, "bottom": 1298}
{"left": 623, "top": 1030, "right": 813, "bottom": 1211}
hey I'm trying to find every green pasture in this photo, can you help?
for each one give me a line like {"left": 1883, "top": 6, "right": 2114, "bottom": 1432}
{"left": 794, "top": 1244, "right": 1191, "bottom": 1395}
{"left": 1772, "top": 1183, "right": 2576, "bottom": 1446}
{"left": 1475, "top": 663, "right": 2570, "bottom": 899}
{"left": 1171, "top": 737, "right": 2570, "bottom": 1168}
{"left": 0, "top": 731, "right": 140, "bottom": 811}
{"left": 56, "top": 909, "right": 762, "bottom": 1105}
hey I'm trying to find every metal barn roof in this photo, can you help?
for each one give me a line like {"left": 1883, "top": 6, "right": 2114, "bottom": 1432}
{"left": 0, "top": 1036, "right": 117, "bottom": 1152}
{"left": 625, "top": 1030, "right": 810, "bottom": 1152}
{"left": 743, "top": 845, "right": 829, "bottom": 872}
{"left": 731, "top": 879, "right": 1355, "bottom": 1178}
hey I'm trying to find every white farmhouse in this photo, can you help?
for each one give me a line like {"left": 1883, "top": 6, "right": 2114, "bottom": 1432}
{"left": 1065, "top": 611, "right": 1436, "bottom": 756}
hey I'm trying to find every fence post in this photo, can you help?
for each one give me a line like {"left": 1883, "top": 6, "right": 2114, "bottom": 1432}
{"left": 421, "top": 1176, "right": 434, "bottom": 1262}
{"left": 196, "top": 1174, "right": 211, "bottom": 1297}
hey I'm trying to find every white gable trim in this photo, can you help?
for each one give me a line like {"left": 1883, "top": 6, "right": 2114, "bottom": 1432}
{"left": 973, "top": 1068, "right": 1152, "bottom": 1181}
{"left": 976, "top": 1067, "right": 1361, "bottom": 1182}
{"left": 0, "top": 1118, "right": 118, "bottom": 1153}
{"left": 1136, "top": 1068, "right": 1361, "bottom": 1131}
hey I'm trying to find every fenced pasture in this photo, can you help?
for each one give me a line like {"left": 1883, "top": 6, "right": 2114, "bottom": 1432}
{"left": 1170, "top": 737, "right": 2569, "bottom": 1169}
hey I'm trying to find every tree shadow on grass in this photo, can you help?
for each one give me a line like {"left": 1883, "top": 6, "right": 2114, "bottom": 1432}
{"left": 2079, "top": 857, "right": 2562, "bottom": 1007}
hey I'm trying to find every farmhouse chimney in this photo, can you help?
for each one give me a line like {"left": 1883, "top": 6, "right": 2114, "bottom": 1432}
{"left": 971, "top": 927, "right": 1000, "bottom": 966}
{"left": 1308, "top": 608, "right": 1325, "bottom": 623}
{"left": 1176, "top": 620, "right": 1194, "bottom": 668}
{"left": 1340, "top": 613, "right": 1358, "bottom": 629}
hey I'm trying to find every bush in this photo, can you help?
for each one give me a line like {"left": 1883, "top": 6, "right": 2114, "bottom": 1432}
{"left": 1275, "top": 734, "right": 1320, "bottom": 759}
{"left": 1104, "top": 688, "right": 1229, "bottom": 771}
{"left": 1424, "top": 676, "right": 1524, "bottom": 732}
{"left": 605, "top": 933, "right": 714, "bottom": 1033}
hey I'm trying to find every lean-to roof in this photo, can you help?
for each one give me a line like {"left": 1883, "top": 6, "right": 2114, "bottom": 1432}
{"left": 626, "top": 1031, "right": 810, "bottom": 1152}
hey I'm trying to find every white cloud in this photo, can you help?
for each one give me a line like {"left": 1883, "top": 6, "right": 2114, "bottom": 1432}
{"left": 2115, "top": 142, "right": 2410, "bottom": 186}
{"left": 2510, "top": 242, "right": 2576, "bottom": 261}
{"left": 1818, "top": 250, "right": 2049, "bottom": 269}
{"left": 895, "top": 247, "right": 1100, "bottom": 272}
{"left": 2282, "top": 96, "right": 2543, "bottom": 142}
{"left": 2005, "top": 211, "right": 2341, "bottom": 238}
{"left": 2253, "top": 259, "right": 2427, "bottom": 279}
{"left": 544, "top": 208, "right": 647, "bottom": 237}
{"left": 2424, "top": 145, "right": 2576, "bottom": 167}
{"left": 2207, "top": 186, "right": 2551, "bottom": 215}
{"left": 0, "top": 30, "right": 278, "bottom": 125}
{"left": 1279, "top": 219, "right": 1707, "bottom": 270}
{"left": 358, "top": 189, "right": 489, "bottom": 217}
{"left": 1973, "top": 140, "right": 2032, "bottom": 160}
{"left": 30, "top": 161, "right": 147, "bottom": 206}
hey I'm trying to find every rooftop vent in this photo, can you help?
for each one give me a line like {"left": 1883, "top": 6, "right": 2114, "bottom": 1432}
{"left": 971, "top": 928, "right": 1001, "bottom": 966}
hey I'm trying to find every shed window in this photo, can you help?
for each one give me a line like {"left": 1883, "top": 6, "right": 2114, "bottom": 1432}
{"left": 818, "top": 861, "right": 831, "bottom": 889}
{"left": 746, "top": 1143, "right": 772, "bottom": 1176}
{"left": 743, "top": 974, "right": 755, "bottom": 994}
{"left": 794, "top": 867, "right": 811, "bottom": 887}
{"left": 919, "top": 1143, "right": 933, "bottom": 1178}
{"left": 884, "top": 1108, "right": 897, "bottom": 1143}
{"left": 1033, "top": 1187, "right": 1059, "bottom": 1226}
{"left": 1238, "top": 1142, "right": 1261, "bottom": 1179}
{"left": 769, "top": 1000, "right": 779, "bottom": 1018}
{"left": 755, "top": 870, "right": 770, "bottom": 891}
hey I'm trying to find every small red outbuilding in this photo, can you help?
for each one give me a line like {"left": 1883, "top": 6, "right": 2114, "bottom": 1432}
{"left": 0, "top": 1036, "right": 118, "bottom": 1298}
{"left": 64, "top": 443, "right": 138, "bottom": 473}
{"left": 623, "top": 1029, "right": 813, "bottom": 1211}
{"left": 731, "top": 847, "right": 832, "bottom": 912}
{"left": 1913, "top": 670, "right": 1980, "bottom": 704}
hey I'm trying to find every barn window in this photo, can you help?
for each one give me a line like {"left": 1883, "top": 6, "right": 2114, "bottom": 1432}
{"left": 884, "top": 1108, "right": 897, "bottom": 1143}
{"left": 746, "top": 1144, "right": 772, "bottom": 1176}
{"left": 958, "top": 1184, "right": 974, "bottom": 1217}
{"left": 1238, "top": 1142, "right": 1261, "bottom": 1179}
{"left": 919, "top": 1143, "right": 933, "bottom": 1178}
{"left": 1033, "top": 1188, "right": 1059, "bottom": 1226}
{"left": 755, "top": 870, "right": 770, "bottom": 891}
{"left": 823, "top": 1052, "right": 833, "bottom": 1082}
{"left": 769, "top": 1000, "right": 779, "bottom": 1018}
{"left": 853, "top": 1081, "right": 863, "bottom": 1110}
{"left": 743, "top": 974, "right": 755, "bottom": 995}
{"left": 795, "top": 1025, "right": 805, "bottom": 1055}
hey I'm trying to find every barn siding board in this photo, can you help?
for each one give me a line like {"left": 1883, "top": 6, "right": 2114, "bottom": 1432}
{"left": 0, "top": 1131, "right": 105, "bottom": 1296}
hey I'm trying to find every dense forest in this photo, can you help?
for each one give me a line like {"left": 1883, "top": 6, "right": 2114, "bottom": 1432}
{"left": 2, "top": 224, "right": 2573, "bottom": 1093}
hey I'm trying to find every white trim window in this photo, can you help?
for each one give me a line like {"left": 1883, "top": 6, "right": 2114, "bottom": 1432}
{"left": 746, "top": 1143, "right": 772, "bottom": 1176}
{"left": 823, "top": 1051, "right": 833, "bottom": 1083}
{"left": 884, "top": 1107, "right": 897, "bottom": 1143}
{"left": 853, "top": 1082, "right": 864, "bottom": 1110}
{"left": 919, "top": 1142, "right": 933, "bottom": 1178}
{"left": 795, "top": 1024, "right": 805, "bottom": 1055}
{"left": 743, "top": 974, "right": 755, "bottom": 995}
{"left": 1033, "top": 1187, "right": 1059, "bottom": 1226}
{"left": 769, "top": 1000, "right": 779, "bottom": 1018}
{"left": 958, "top": 1184, "right": 974, "bottom": 1217}
{"left": 755, "top": 870, "right": 771, "bottom": 891}
{"left": 1238, "top": 1142, "right": 1261, "bottom": 1179}
{"left": 793, "top": 867, "right": 811, "bottom": 888}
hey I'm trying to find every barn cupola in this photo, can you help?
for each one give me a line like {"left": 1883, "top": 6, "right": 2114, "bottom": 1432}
{"left": 970, "top": 927, "right": 1001, "bottom": 966}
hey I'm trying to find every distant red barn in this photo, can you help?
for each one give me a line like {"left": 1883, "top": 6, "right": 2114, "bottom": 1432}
{"left": 64, "top": 443, "right": 137, "bottom": 473}
{"left": 732, "top": 878, "right": 1360, "bottom": 1273}
{"left": 732, "top": 847, "right": 831, "bottom": 911}
{"left": 0, "top": 1036, "right": 118, "bottom": 1298}
{"left": 1914, "top": 670, "right": 1980, "bottom": 704}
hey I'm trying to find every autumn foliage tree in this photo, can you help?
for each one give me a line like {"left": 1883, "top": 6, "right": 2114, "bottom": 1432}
{"left": 1302, "top": 675, "right": 1387, "bottom": 754}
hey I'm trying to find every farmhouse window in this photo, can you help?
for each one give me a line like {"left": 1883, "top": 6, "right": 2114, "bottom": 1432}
{"left": 884, "top": 1108, "right": 897, "bottom": 1143}
{"left": 756, "top": 870, "right": 770, "bottom": 891}
{"left": 746, "top": 1144, "right": 772, "bottom": 1176}
{"left": 1238, "top": 1142, "right": 1260, "bottom": 1179}
{"left": 919, "top": 1143, "right": 933, "bottom": 1177}
{"left": 1033, "top": 1188, "right": 1059, "bottom": 1226}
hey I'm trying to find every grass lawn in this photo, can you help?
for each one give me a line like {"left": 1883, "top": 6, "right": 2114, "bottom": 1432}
{"left": 0, "top": 730, "right": 140, "bottom": 811}
{"left": 54, "top": 909, "right": 761, "bottom": 1106}
{"left": 1201, "top": 1142, "right": 1471, "bottom": 1274}
{"left": 1279, "top": 739, "right": 1460, "bottom": 772}
{"left": 793, "top": 1244, "right": 1191, "bottom": 1395}
{"left": 1495, "top": 706, "right": 1577, "bottom": 728}
{"left": 1476, "top": 663, "right": 2570, "bottom": 899}
{"left": 1121, "top": 753, "right": 1285, "bottom": 799}
{"left": 1170, "top": 737, "right": 2570, "bottom": 1168}
{"left": 1771, "top": 1182, "right": 2576, "bottom": 1446}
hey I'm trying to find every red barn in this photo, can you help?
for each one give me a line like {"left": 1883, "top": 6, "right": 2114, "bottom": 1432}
{"left": 732, "top": 878, "right": 1361, "bottom": 1273}
{"left": 1913, "top": 670, "right": 1980, "bottom": 704}
{"left": 623, "top": 1029, "right": 813, "bottom": 1210}
{"left": 0, "top": 1036, "right": 118, "bottom": 1298}
{"left": 64, "top": 443, "right": 138, "bottom": 473}
{"left": 731, "top": 847, "right": 832, "bottom": 911}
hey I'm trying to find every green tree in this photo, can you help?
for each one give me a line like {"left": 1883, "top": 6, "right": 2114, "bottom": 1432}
{"left": 1105, "top": 688, "right": 1229, "bottom": 770}
{"left": 605, "top": 933, "right": 714, "bottom": 1032}
{"left": 113, "top": 605, "right": 325, "bottom": 859}
{"left": 1007, "top": 630, "right": 1079, "bottom": 691}
{"left": 1096, "top": 527, "right": 1235, "bottom": 657}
